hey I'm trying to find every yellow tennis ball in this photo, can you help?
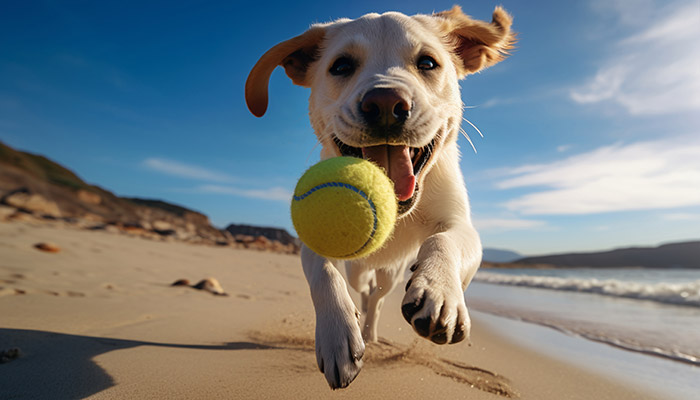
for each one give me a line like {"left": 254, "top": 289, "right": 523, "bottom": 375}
{"left": 291, "top": 157, "right": 397, "bottom": 260}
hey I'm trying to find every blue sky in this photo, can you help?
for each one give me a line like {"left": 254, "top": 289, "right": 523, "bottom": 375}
{"left": 1, "top": 0, "right": 698, "bottom": 255}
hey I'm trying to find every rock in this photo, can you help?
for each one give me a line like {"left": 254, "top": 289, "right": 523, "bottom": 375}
{"left": 192, "top": 278, "right": 227, "bottom": 296}
{"left": 0, "top": 205, "right": 16, "bottom": 220}
{"left": 77, "top": 190, "right": 101, "bottom": 205}
{"left": 256, "top": 236, "right": 269, "bottom": 244}
{"left": 235, "top": 234, "right": 255, "bottom": 244}
{"left": 152, "top": 220, "right": 172, "bottom": 231}
{"left": 7, "top": 211, "right": 39, "bottom": 223}
{"left": 1, "top": 189, "right": 61, "bottom": 217}
{"left": 0, "top": 347, "right": 22, "bottom": 364}
{"left": 139, "top": 220, "right": 153, "bottom": 231}
{"left": 34, "top": 242, "right": 61, "bottom": 253}
{"left": 175, "top": 229, "right": 192, "bottom": 241}
{"left": 87, "top": 224, "right": 108, "bottom": 230}
{"left": 104, "top": 224, "right": 120, "bottom": 234}
{"left": 154, "top": 228, "right": 176, "bottom": 237}
{"left": 121, "top": 224, "right": 148, "bottom": 236}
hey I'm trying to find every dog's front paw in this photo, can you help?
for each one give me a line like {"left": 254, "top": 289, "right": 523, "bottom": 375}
{"left": 401, "top": 264, "right": 470, "bottom": 344}
{"left": 315, "top": 307, "right": 365, "bottom": 389}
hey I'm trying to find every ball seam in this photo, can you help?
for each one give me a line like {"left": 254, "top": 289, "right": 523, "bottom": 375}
{"left": 293, "top": 181, "right": 378, "bottom": 258}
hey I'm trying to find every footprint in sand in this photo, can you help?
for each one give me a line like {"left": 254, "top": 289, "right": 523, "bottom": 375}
{"left": 249, "top": 327, "right": 517, "bottom": 398}
{"left": 364, "top": 339, "right": 515, "bottom": 397}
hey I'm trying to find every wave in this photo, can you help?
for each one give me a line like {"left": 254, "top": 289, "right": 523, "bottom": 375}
{"left": 473, "top": 272, "right": 700, "bottom": 307}
{"left": 469, "top": 301, "right": 700, "bottom": 365}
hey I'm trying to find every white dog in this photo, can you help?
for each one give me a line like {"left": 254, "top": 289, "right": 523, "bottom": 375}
{"left": 246, "top": 6, "right": 514, "bottom": 389}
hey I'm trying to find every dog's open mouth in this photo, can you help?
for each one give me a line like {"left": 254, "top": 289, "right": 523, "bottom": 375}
{"left": 333, "top": 136, "right": 434, "bottom": 204}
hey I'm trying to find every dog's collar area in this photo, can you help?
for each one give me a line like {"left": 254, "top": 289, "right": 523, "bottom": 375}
{"left": 332, "top": 136, "right": 434, "bottom": 179}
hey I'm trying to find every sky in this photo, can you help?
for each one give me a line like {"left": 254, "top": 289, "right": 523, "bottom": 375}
{"left": 1, "top": 0, "right": 699, "bottom": 255}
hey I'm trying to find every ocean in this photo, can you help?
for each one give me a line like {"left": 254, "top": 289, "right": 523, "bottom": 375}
{"left": 465, "top": 268, "right": 700, "bottom": 400}
{"left": 466, "top": 268, "right": 700, "bottom": 365}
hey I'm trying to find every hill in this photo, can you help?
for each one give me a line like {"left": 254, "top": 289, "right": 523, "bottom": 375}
{"left": 515, "top": 241, "right": 700, "bottom": 269}
{"left": 0, "top": 141, "right": 298, "bottom": 253}
{"left": 0, "top": 141, "right": 225, "bottom": 241}
{"left": 482, "top": 248, "right": 522, "bottom": 263}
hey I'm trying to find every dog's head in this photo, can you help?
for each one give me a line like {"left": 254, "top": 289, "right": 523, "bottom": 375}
{"left": 246, "top": 6, "right": 514, "bottom": 216}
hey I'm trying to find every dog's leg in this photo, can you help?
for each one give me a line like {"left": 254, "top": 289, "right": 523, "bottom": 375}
{"left": 346, "top": 265, "right": 376, "bottom": 314}
{"left": 362, "top": 267, "right": 403, "bottom": 342}
{"left": 401, "top": 223, "right": 481, "bottom": 344}
{"left": 302, "top": 246, "right": 365, "bottom": 389}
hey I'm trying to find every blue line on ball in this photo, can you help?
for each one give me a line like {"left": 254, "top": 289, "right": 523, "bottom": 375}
{"left": 293, "top": 182, "right": 378, "bottom": 258}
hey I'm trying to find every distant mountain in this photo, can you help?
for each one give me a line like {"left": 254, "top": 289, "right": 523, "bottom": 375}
{"left": 516, "top": 241, "right": 700, "bottom": 269}
{"left": 482, "top": 248, "right": 522, "bottom": 263}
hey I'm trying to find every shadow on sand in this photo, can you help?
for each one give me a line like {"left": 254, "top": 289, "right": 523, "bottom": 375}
{"left": 0, "top": 328, "right": 278, "bottom": 399}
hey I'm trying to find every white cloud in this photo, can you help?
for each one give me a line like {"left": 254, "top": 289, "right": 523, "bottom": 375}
{"left": 571, "top": 1, "right": 700, "bottom": 115}
{"left": 143, "top": 158, "right": 292, "bottom": 201}
{"left": 661, "top": 213, "right": 700, "bottom": 221}
{"left": 495, "top": 136, "right": 700, "bottom": 215}
{"left": 197, "top": 184, "right": 292, "bottom": 202}
{"left": 590, "top": 0, "right": 655, "bottom": 26}
{"left": 473, "top": 217, "right": 547, "bottom": 231}
{"left": 557, "top": 144, "right": 573, "bottom": 153}
{"left": 143, "top": 158, "right": 237, "bottom": 183}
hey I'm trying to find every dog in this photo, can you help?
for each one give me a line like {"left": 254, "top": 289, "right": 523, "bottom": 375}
{"left": 245, "top": 6, "right": 514, "bottom": 389}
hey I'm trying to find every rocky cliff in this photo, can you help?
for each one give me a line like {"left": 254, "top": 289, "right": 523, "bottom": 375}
{"left": 0, "top": 141, "right": 299, "bottom": 254}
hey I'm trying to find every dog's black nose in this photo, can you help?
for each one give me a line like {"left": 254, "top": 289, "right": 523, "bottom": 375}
{"left": 359, "top": 88, "right": 411, "bottom": 132}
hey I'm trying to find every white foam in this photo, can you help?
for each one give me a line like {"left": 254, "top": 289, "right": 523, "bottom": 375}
{"left": 473, "top": 272, "right": 700, "bottom": 307}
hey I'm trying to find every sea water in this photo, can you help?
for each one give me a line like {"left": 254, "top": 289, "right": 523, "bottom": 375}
{"left": 465, "top": 268, "right": 700, "bottom": 399}
{"left": 466, "top": 268, "right": 700, "bottom": 364}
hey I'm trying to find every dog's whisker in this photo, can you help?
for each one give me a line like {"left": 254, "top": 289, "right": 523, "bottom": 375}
{"left": 306, "top": 140, "right": 323, "bottom": 164}
{"left": 462, "top": 117, "right": 484, "bottom": 139}
{"left": 459, "top": 127, "right": 477, "bottom": 154}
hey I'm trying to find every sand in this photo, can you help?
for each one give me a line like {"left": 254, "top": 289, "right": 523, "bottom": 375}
{"left": 0, "top": 221, "right": 661, "bottom": 399}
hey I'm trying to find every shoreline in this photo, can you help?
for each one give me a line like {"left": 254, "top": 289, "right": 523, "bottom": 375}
{"left": 472, "top": 311, "right": 698, "bottom": 400}
{"left": 0, "top": 221, "right": 664, "bottom": 399}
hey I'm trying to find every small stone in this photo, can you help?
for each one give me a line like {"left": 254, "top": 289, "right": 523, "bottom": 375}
{"left": 34, "top": 242, "right": 61, "bottom": 253}
{"left": 192, "top": 277, "right": 227, "bottom": 296}
{"left": 0, "top": 347, "right": 22, "bottom": 364}
{"left": 0, "top": 205, "right": 16, "bottom": 220}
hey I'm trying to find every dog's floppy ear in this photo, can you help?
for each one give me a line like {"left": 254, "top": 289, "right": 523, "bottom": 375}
{"left": 245, "top": 26, "right": 326, "bottom": 117}
{"left": 436, "top": 6, "right": 515, "bottom": 78}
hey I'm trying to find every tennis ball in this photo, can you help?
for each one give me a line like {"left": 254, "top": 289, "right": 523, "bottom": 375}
{"left": 291, "top": 157, "right": 397, "bottom": 260}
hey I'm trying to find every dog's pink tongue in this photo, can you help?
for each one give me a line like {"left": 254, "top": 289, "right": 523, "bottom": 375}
{"left": 361, "top": 145, "right": 415, "bottom": 201}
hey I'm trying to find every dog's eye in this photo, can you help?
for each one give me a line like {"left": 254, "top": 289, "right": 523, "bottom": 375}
{"left": 417, "top": 56, "right": 438, "bottom": 71}
{"left": 329, "top": 57, "right": 355, "bottom": 76}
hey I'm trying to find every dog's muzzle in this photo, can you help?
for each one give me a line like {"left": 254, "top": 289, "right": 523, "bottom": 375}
{"left": 359, "top": 88, "right": 411, "bottom": 139}
{"left": 333, "top": 88, "right": 435, "bottom": 215}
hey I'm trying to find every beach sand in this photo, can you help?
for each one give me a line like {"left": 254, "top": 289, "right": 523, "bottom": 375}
{"left": 0, "top": 222, "right": 661, "bottom": 399}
